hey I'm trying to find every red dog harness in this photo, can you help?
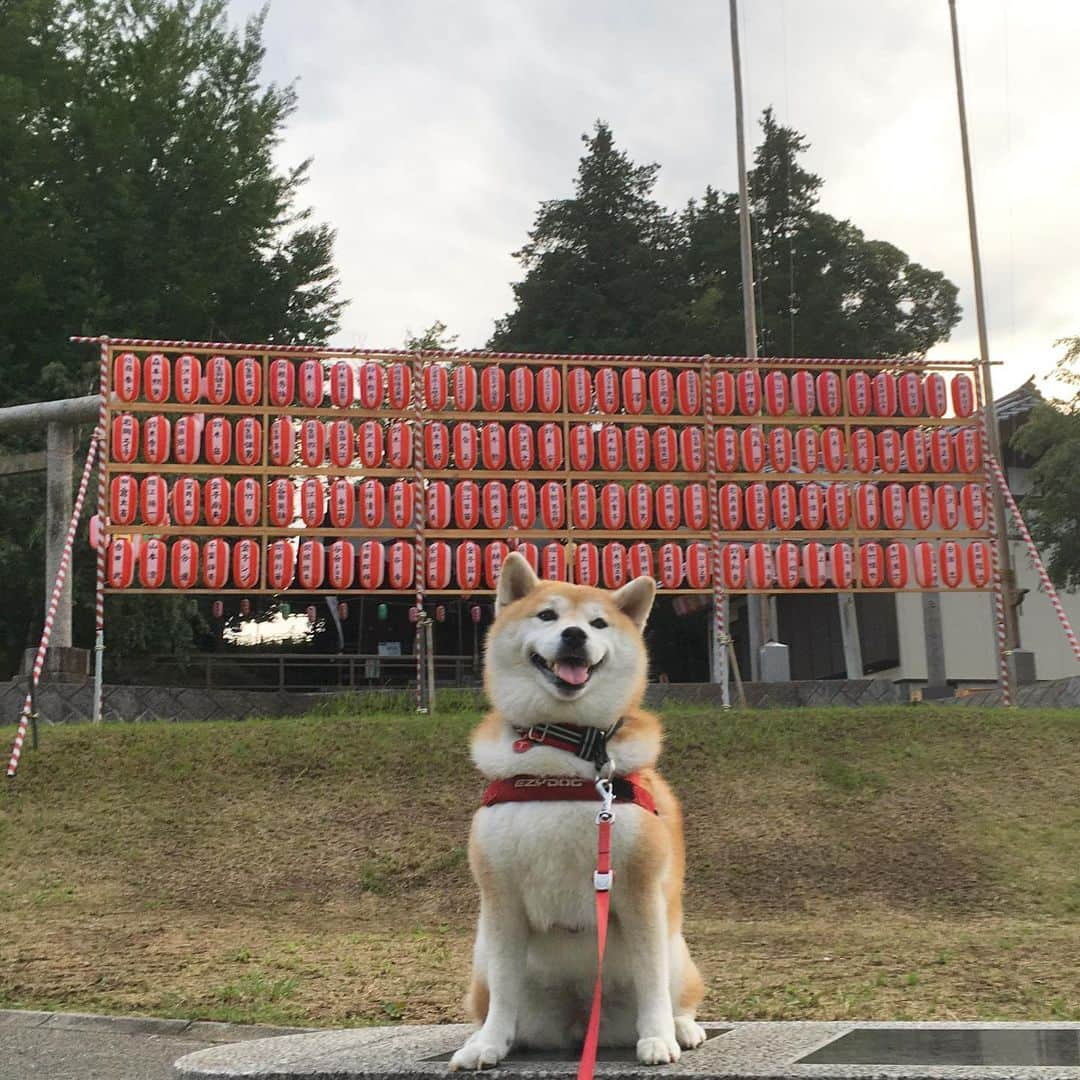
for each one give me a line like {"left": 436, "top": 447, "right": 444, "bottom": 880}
{"left": 481, "top": 773, "right": 657, "bottom": 815}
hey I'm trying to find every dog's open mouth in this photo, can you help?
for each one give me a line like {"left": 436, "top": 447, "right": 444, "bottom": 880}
{"left": 530, "top": 651, "right": 604, "bottom": 693}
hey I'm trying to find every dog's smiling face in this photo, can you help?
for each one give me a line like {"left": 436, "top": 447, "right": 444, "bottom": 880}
{"left": 484, "top": 553, "right": 656, "bottom": 724}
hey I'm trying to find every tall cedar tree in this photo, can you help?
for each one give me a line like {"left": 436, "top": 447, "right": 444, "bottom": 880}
{"left": 0, "top": 0, "right": 344, "bottom": 677}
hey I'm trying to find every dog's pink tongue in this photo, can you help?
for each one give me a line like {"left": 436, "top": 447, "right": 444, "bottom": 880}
{"left": 555, "top": 661, "right": 589, "bottom": 686}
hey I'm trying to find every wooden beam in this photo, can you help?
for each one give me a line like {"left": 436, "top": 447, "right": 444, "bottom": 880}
{"left": 0, "top": 450, "right": 47, "bottom": 476}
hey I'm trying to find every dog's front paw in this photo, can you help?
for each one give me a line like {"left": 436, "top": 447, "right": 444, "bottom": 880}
{"left": 674, "top": 1016, "right": 708, "bottom": 1049}
{"left": 448, "top": 1034, "right": 510, "bottom": 1071}
{"left": 637, "top": 1035, "right": 681, "bottom": 1065}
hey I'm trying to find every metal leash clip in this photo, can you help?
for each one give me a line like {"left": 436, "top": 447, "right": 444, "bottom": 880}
{"left": 595, "top": 755, "right": 616, "bottom": 824}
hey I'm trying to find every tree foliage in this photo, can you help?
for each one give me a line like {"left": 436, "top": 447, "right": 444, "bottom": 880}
{"left": 0, "top": 0, "right": 343, "bottom": 676}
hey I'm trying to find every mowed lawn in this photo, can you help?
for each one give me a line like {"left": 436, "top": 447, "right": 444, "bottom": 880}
{"left": 0, "top": 700, "right": 1077, "bottom": 1027}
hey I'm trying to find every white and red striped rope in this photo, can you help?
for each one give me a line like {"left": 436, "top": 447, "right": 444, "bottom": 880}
{"left": 701, "top": 358, "right": 728, "bottom": 696}
{"left": 412, "top": 351, "right": 427, "bottom": 712}
{"left": 974, "top": 372, "right": 1013, "bottom": 705}
{"left": 986, "top": 455, "right": 1080, "bottom": 663}
{"left": 96, "top": 340, "right": 109, "bottom": 635}
{"left": 7, "top": 429, "right": 102, "bottom": 777}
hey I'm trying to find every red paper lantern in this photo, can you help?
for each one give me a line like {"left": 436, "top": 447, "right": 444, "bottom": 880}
{"left": 173, "top": 354, "right": 201, "bottom": 404}
{"left": 234, "top": 477, "right": 260, "bottom": 527}
{"left": 454, "top": 479, "right": 481, "bottom": 529}
{"left": 622, "top": 368, "right": 646, "bottom": 414}
{"left": 859, "top": 542, "right": 885, "bottom": 587}
{"left": 855, "top": 483, "right": 880, "bottom": 530}
{"left": 173, "top": 415, "right": 202, "bottom": 466}
{"left": 347, "top": 361, "right": 378, "bottom": 409}
{"left": 107, "top": 537, "right": 135, "bottom": 588}
{"left": 385, "top": 540, "right": 412, "bottom": 590}
{"left": 482, "top": 422, "right": 507, "bottom": 470}
{"left": 452, "top": 365, "right": 477, "bottom": 411}
{"left": 685, "top": 542, "right": 710, "bottom": 588}
{"left": 719, "top": 482, "right": 742, "bottom": 530}
{"left": 748, "top": 543, "right": 775, "bottom": 589}
{"left": 881, "top": 483, "right": 906, "bottom": 530}
{"left": 328, "top": 540, "right": 355, "bottom": 590}
{"left": 628, "top": 482, "right": 652, "bottom": 529}
{"left": 235, "top": 417, "right": 262, "bottom": 467}
{"left": 924, "top": 373, "right": 947, "bottom": 417}
{"left": 200, "top": 539, "right": 228, "bottom": 590}
{"left": 655, "top": 484, "right": 681, "bottom": 530}
{"left": 676, "top": 370, "right": 701, "bottom": 415}
{"left": 914, "top": 541, "right": 937, "bottom": 588}
{"left": 851, "top": 428, "right": 875, "bottom": 474}
{"left": 962, "top": 483, "right": 987, "bottom": 530}
{"left": 764, "top": 371, "right": 789, "bottom": 416}
{"left": 955, "top": 428, "right": 982, "bottom": 474}
{"left": 966, "top": 541, "right": 992, "bottom": 588}
{"left": 775, "top": 542, "right": 800, "bottom": 589}
{"left": 590, "top": 368, "right": 616, "bottom": 413}
{"left": 388, "top": 479, "right": 415, "bottom": 528}
{"left": 569, "top": 425, "right": 594, "bottom": 471}
{"left": 898, "top": 371, "right": 923, "bottom": 417}
{"left": 936, "top": 484, "right": 959, "bottom": 530}
{"left": 951, "top": 374, "right": 975, "bottom": 417}
{"left": 802, "top": 542, "right": 827, "bottom": 588}
{"left": 745, "top": 483, "right": 770, "bottom": 530}
{"left": 203, "top": 476, "right": 231, "bottom": 528}
{"left": 171, "top": 538, "right": 200, "bottom": 589}
{"left": 939, "top": 540, "right": 963, "bottom": 588}
{"left": 426, "top": 480, "right": 451, "bottom": 528}
{"left": 567, "top": 367, "right": 590, "bottom": 412}
{"left": 425, "top": 364, "right": 449, "bottom": 410}
{"left": 877, "top": 428, "right": 902, "bottom": 474}
{"left": 114, "top": 352, "right": 141, "bottom": 402}
{"left": 601, "top": 483, "right": 626, "bottom": 529}
{"left": 715, "top": 427, "right": 739, "bottom": 472}
{"left": 508, "top": 422, "right": 534, "bottom": 470}
{"left": 456, "top": 541, "right": 483, "bottom": 590}
{"left": 659, "top": 543, "right": 684, "bottom": 588}
{"left": 539, "top": 481, "right": 564, "bottom": 529}
{"left": 649, "top": 369, "right": 675, "bottom": 415}
{"left": 266, "top": 477, "right": 292, "bottom": 527}
{"left": 387, "top": 363, "right": 410, "bottom": 409}
{"left": 572, "top": 481, "right": 597, "bottom": 528}
{"left": 358, "top": 478, "right": 385, "bottom": 528}
{"left": 231, "top": 539, "right": 259, "bottom": 589}
{"left": 772, "top": 482, "right": 797, "bottom": 530}
{"left": 929, "top": 429, "right": 954, "bottom": 473}
{"left": 885, "top": 542, "right": 910, "bottom": 588}
{"left": 269, "top": 417, "right": 294, "bottom": 466}
{"left": 541, "top": 542, "right": 567, "bottom": 582}
{"left": 826, "top": 483, "right": 851, "bottom": 529}
{"left": 628, "top": 541, "right": 653, "bottom": 580}
{"left": 652, "top": 426, "right": 677, "bottom": 472}
{"left": 485, "top": 541, "right": 511, "bottom": 588}
{"left": 425, "top": 421, "right": 451, "bottom": 469}
{"left": 678, "top": 427, "right": 703, "bottom": 472}
{"left": 795, "top": 427, "right": 818, "bottom": 474}
{"left": 768, "top": 427, "right": 793, "bottom": 473}
{"left": 507, "top": 366, "right": 533, "bottom": 412}
{"left": 791, "top": 371, "right": 815, "bottom": 416}
{"left": 822, "top": 427, "right": 845, "bottom": 473}
{"left": 602, "top": 543, "right": 628, "bottom": 588}
{"left": 816, "top": 371, "right": 842, "bottom": 416}
{"left": 799, "top": 483, "right": 825, "bottom": 530}
{"left": 171, "top": 476, "right": 201, "bottom": 527}
{"left": 537, "top": 367, "right": 561, "bottom": 413}
{"left": 872, "top": 372, "right": 897, "bottom": 417}
{"left": 483, "top": 480, "right": 508, "bottom": 528}
{"left": 329, "top": 478, "right": 355, "bottom": 528}
{"left": 138, "top": 538, "right": 168, "bottom": 588}
{"left": 830, "top": 542, "right": 854, "bottom": 588}
{"left": 711, "top": 370, "right": 735, "bottom": 416}
{"left": 297, "top": 359, "right": 323, "bottom": 407}
{"left": 740, "top": 426, "right": 765, "bottom": 472}
{"left": 722, "top": 543, "right": 747, "bottom": 589}
{"left": 139, "top": 475, "right": 168, "bottom": 526}
{"left": 143, "top": 353, "right": 170, "bottom": 403}
{"left": 908, "top": 483, "right": 933, "bottom": 531}
{"left": 427, "top": 541, "right": 452, "bottom": 589}
{"left": 847, "top": 372, "right": 871, "bottom": 416}
{"left": 112, "top": 414, "right": 140, "bottom": 464}
{"left": 110, "top": 474, "right": 137, "bottom": 525}
{"left": 626, "top": 425, "right": 650, "bottom": 471}
{"left": 683, "top": 483, "right": 708, "bottom": 530}
{"left": 454, "top": 422, "right": 479, "bottom": 469}
{"left": 231, "top": 357, "right": 260, "bottom": 406}
{"left": 326, "top": 360, "right": 352, "bottom": 408}
{"left": 204, "top": 417, "right": 231, "bottom": 466}
{"left": 387, "top": 421, "right": 413, "bottom": 468}
{"left": 598, "top": 425, "right": 622, "bottom": 470}
{"left": 141, "top": 415, "right": 170, "bottom": 465}
{"left": 904, "top": 428, "right": 928, "bottom": 474}
{"left": 481, "top": 366, "right": 507, "bottom": 411}
{"left": 736, "top": 370, "right": 760, "bottom": 415}
{"left": 511, "top": 480, "right": 536, "bottom": 528}
{"left": 268, "top": 359, "right": 294, "bottom": 406}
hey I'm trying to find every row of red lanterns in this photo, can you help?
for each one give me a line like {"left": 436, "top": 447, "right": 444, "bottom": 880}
{"left": 108, "top": 472, "right": 990, "bottom": 533}
{"left": 105, "top": 535, "right": 993, "bottom": 592}
{"left": 115, "top": 353, "right": 977, "bottom": 420}
{"left": 110, "top": 413, "right": 984, "bottom": 476}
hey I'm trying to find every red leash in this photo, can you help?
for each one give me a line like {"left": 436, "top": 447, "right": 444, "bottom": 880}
{"left": 577, "top": 776, "right": 615, "bottom": 1080}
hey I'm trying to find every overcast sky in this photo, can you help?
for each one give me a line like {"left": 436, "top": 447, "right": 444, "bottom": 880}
{"left": 227, "top": 1, "right": 1078, "bottom": 398}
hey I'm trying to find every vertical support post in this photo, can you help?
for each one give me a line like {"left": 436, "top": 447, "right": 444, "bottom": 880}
{"left": 702, "top": 356, "right": 730, "bottom": 703}
{"left": 45, "top": 422, "right": 74, "bottom": 649}
{"left": 92, "top": 338, "right": 109, "bottom": 724}
{"left": 425, "top": 616, "right": 436, "bottom": 714}
{"left": 837, "top": 592, "right": 864, "bottom": 680}
{"left": 920, "top": 592, "right": 950, "bottom": 697}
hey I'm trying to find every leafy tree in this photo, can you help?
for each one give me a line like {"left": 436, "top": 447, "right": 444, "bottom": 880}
{"left": 0, "top": 0, "right": 343, "bottom": 677}
{"left": 1010, "top": 339, "right": 1080, "bottom": 589}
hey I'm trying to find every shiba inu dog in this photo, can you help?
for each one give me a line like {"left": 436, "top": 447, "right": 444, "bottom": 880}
{"left": 449, "top": 553, "right": 705, "bottom": 1071}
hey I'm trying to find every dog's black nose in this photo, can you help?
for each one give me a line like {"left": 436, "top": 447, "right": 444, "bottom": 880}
{"left": 561, "top": 626, "right": 587, "bottom": 647}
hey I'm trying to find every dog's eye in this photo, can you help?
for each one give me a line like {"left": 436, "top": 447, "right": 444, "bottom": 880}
{"left": 589, "top": 617, "right": 608, "bottom": 629}
{"left": 536, "top": 609, "right": 558, "bottom": 622}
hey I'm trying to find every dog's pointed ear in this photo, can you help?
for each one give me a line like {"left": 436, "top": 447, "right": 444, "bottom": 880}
{"left": 495, "top": 552, "right": 540, "bottom": 613}
{"left": 612, "top": 575, "right": 656, "bottom": 629}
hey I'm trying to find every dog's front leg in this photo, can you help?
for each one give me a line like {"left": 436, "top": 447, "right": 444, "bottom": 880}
{"left": 449, "top": 894, "right": 528, "bottom": 1071}
{"left": 619, "top": 883, "right": 679, "bottom": 1065}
